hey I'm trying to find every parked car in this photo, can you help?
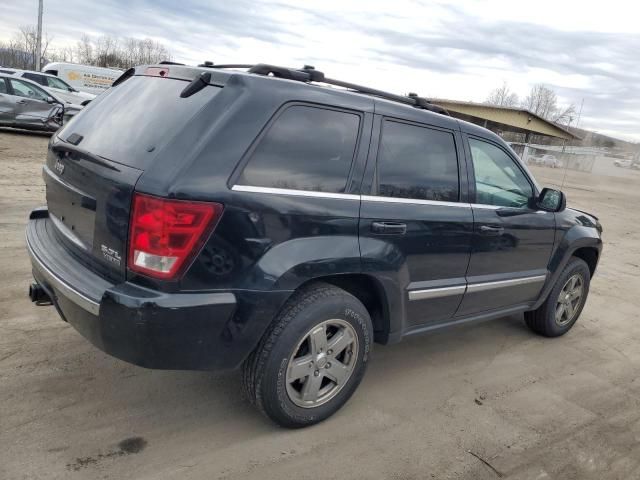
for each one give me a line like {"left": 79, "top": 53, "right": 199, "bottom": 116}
{"left": 42, "top": 62, "right": 121, "bottom": 95}
{"left": 25, "top": 63, "right": 603, "bottom": 428}
{"left": 0, "top": 74, "right": 82, "bottom": 131}
{"left": 0, "top": 68, "right": 96, "bottom": 105}
{"left": 532, "top": 153, "right": 560, "bottom": 168}
{"left": 614, "top": 159, "right": 631, "bottom": 168}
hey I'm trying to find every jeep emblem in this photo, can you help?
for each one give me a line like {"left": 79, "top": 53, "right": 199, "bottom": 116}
{"left": 54, "top": 159, "right": 65, "bottom": 175}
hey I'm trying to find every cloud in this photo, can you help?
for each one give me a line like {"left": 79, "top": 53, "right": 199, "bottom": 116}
{"left": 1, "top": 0, "right": 638, "bottom": 141}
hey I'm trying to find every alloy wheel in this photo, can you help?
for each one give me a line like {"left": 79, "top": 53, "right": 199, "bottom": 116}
{"left": 285, "top": 319, "right": 359, "bottom": 408}
{"left": 555, "top": 274, "right": 584, "bottom": 326}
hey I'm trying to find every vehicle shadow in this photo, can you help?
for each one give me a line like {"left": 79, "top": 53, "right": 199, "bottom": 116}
{"left": 4, "top": 309, "right": 542, "bottom": 477}
{"left": 84, "top": 312, "right": 534, "bottom": 432}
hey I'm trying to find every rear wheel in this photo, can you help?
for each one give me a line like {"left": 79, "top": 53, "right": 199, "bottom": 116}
{"left": 525, "top": 257, "right": 591, "bottom": 337}
{"left": 242, "top": 283, "right": 373, "bottom": 428}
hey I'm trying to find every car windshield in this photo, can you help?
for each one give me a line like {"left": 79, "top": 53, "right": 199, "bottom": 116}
{"left": 46, "top": 76, "right": 72, "bottom": 90}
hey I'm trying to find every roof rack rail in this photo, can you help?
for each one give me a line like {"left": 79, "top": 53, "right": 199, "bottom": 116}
{"left": 193, "top": 62, "right": 449, "bottom": 116}
{"left": 198, "top": 61, "right": 254, "bottom": 69}
{"left": 246, "top": 63, "right": 450, "bottom": 116}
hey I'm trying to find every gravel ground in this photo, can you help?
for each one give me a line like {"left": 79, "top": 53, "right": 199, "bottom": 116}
{"left": 2, "top": 128, "right": 640, "bottom": 480}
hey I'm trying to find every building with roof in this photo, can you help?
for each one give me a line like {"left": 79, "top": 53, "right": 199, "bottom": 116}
{"left": 430, "top": 99, "right": 580, "bottom": 142}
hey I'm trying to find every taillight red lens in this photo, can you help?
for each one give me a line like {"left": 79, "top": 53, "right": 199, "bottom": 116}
{"left": 128, "top": 193, "right": 223, "bottom": 279}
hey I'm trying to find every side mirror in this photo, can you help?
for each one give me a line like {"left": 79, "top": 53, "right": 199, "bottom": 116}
{"left": 537, "top": 188, "right": 566, "bottom": 212}
{"left": 46, "top": 96, "right": 56, "bottom": 104}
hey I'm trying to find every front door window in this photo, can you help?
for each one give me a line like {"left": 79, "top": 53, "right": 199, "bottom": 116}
{"left": 469, "top": 138, "right": 532, "bottom": 208}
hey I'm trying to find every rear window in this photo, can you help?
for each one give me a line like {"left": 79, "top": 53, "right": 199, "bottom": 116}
{"left": 377, "top": 120, "right": 459, "bottom": 202}
{"left": 57, "top": 76, "right": 220, "bottom": 169}
{"left": 237, "top": 105, "right": 361, "bottom": 193}
{"left": 22, "top": 72, "right": 46, "bottom": 85}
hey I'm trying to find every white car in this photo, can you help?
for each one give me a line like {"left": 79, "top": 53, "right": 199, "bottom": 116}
{"left": 0, "top": 67, "right": 95, "bottom": 105}
{"left": 532, "top": 154, "right": 560, "bottom": 168}
{"left": 42, "top": 62, "right": 122, "bottom": 96}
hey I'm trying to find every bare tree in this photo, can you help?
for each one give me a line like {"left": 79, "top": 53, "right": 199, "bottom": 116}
{"left": 0, "top": 27, "right": 171, "bottom": 70}
{"left": 76, "top": 34, "right": 93, "bottom": 65}
{"left": 0, "top": 39, "right": 24, "bottom": 68}
{"left": 486, "top": 82, "right": 519, "bottom": 107}
{"left": 70, "top": 34, "right": 170, "bottom": 68}
{"left": 522, "top": 84, "right": 575, "bottom": 124}
{"left": 553, "top": 104, "right": 577, "bottom": 125}
{"left": 0, "top": 25, "right": 52, "bottom": 70}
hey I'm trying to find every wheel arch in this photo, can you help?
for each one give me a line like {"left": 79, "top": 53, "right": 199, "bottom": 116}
{"left": 533, "top": 235, "right": 602, "bottom": 310}
{"left": 572, "top": 246, "right": 599, "bottom": 277}
{"left": 295, "top": 273, "right": 392, "bottom": 344}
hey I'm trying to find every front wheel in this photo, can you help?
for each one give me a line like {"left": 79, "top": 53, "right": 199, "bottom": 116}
{"left": 242, "top": 283, "right": 373, "bottom": 428}
{"left": 525, "top": 257, "right": 591, "bottom": 337}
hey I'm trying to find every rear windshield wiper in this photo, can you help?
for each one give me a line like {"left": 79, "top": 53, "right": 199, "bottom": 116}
{"left": 53, "top": 142, "right": 120, "bottom": 172}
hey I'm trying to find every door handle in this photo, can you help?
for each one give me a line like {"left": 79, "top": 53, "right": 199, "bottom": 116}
{"left": 17, "top": 99, "right": 27, "bottom": 104}
{"left": 479, "top": 225, "right": 504, "bottom": 235}
{"left": 371, "top": 221, "right": 407, "bottom": 235}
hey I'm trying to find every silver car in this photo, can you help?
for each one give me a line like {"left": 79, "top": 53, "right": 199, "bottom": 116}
{"left": 0, "top": 74, "right": 82, "bottom": 132}
{"left": 0, "top": 68, "right": 96, "bottom": 105}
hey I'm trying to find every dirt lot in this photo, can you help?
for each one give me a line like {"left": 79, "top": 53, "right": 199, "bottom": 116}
{"left": 2, "top": 129, "right": 640, "bottom": 480}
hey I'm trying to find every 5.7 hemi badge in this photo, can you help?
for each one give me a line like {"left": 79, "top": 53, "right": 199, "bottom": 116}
{"left": 101, "top": 244, "right": 122, "bottom": 267}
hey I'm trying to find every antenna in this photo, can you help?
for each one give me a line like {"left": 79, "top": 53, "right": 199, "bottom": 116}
{"left": 560, "top": 116, "right": 575, "bottom": 190}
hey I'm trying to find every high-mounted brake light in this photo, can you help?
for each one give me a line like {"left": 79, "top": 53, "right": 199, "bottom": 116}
{"left": 145, "top": 67, "right": 170, "bottom": 77}
{"left": 128, "top": 193, "right": 223, "bottom": 280}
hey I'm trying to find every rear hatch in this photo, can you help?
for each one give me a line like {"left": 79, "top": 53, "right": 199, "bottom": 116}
{"left": 44, "top": 72, "right": 222, "bottom": 282}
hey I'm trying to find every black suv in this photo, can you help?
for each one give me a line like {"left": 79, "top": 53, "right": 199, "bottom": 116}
{"left": 26, "top": 63, "right": 602, "bottom": 428}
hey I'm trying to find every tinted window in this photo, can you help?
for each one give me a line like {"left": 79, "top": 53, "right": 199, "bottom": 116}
{"left": 377, "top": 120, "right": 459, "bottom": 202}
{"left": 0, "top": 78, "right": 7, "bottom": 94}
{"left": 9, "top": 78, "right": 48, "bottom": 101}
{"left": 56, "top": 76, "right": 221, "bottom": 169}
{"left": 22, "top": 72, "right": 46, "bottom": 85}
{"left": 469, "top": 138, "right": 532, "bottom": 207}
{"left": 238, "top": 106, "right": 360, "bottom": 193}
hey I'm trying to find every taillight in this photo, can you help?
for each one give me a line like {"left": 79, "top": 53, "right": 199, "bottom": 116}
{"left": 128, "top": 193, "right": 223, "bottom": 280}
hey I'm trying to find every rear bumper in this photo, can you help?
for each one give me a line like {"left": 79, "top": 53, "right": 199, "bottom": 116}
{"left": 26, "top": 209, "right": 289, "bottom": 370}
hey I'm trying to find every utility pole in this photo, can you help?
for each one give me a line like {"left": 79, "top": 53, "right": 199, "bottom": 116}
{"left": 35, "top": 0, "right": 43, "bottom": 70}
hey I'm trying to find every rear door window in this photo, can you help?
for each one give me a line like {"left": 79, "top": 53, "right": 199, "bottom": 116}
{"left": 376, "top": 120, "right": 459, "bottom": 202}
{"left": 0, "top": 78, "right": 7, "bottom": 94}
{"left": 237, "top": 105, "right": 361, "bottom": 193}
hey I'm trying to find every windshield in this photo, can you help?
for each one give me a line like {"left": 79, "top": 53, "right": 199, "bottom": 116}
{"left": 47, "top": 75, "right": 73, "bottom": 91}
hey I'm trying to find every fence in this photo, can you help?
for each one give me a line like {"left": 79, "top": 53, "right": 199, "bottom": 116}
{"left": 509, "top": 143, "right": 596, "bottom": 173}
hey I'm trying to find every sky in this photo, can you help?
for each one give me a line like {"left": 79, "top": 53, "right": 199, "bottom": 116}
{"left": 2, "top": 0, "right": 638, "bottom": 142}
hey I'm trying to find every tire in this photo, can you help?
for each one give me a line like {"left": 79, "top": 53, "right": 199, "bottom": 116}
{"left": 525, "top": 257, "right": 591, "bottom": 337}
{"left": 242, "top": 282, "right": 373, "bottom": 428}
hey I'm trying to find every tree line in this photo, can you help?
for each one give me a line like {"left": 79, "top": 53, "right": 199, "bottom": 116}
{"left": 485, "top": 82, "right": 576, "bottom": 125}
{"left": 0, "top": 25, "right": 171, "bottom": 71}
